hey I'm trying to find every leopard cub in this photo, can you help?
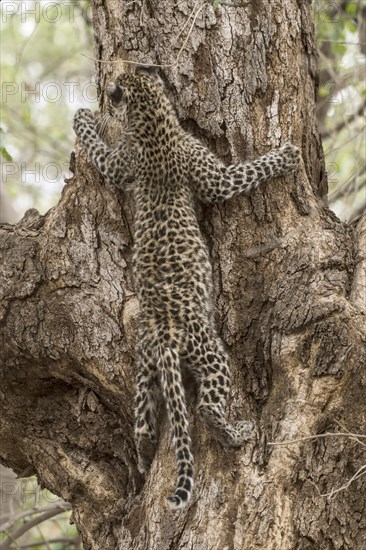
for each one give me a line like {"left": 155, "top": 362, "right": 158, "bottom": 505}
{"left": 73, "top": 67, "right": 301, "bottom": 509}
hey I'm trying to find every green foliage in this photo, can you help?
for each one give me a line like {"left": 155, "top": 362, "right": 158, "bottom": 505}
{"left": 0, "top": 148, "right": 12, "bottom": 162}
{"left": 212, "top": 0, "right": 223, "bottom": 11}
{"left": 0, "top": 0, "right": 97, "bottom": 218}
{"left": 315, "top": 1, "right": 366, "bottom": 220}
{"left": 1, "top": 128, "right": 13, "bottom": 161}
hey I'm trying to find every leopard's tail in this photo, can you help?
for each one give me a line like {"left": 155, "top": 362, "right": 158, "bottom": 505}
{"left": 158, "top": 345, "right": 194, "bottom": 509}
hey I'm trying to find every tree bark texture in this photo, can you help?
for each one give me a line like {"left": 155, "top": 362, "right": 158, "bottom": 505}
{"left": 0, "top": 1, "right": 365, "bottom": 548}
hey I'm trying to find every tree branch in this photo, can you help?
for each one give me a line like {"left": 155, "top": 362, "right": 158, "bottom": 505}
{"left": 0, "top": 506, "right": 72, "bottom": 550}
{"left": 322, "top": 97, "right": 366, "bottom": 140}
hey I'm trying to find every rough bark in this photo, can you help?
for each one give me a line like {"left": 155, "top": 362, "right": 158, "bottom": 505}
{"left": 0, "top": 1, "right": 365, "bottom": 549}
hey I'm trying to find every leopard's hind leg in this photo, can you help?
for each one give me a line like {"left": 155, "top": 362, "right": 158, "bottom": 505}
{"left": 186, "top": 325, "right": 253, "bottom": 447}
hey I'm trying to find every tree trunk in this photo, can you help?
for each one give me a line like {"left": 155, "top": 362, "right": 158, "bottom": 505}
{"left": 0, "top": 1, "right": 365, "bottom": 548}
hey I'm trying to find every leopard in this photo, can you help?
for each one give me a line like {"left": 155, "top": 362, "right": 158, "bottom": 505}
{"left": 73, "top": 66, "right": 301, "bottom": 510}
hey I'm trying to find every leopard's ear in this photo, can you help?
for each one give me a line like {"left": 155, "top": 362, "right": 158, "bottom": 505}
{"left": 135, "top": 65, "right": 158, "bottom": 78}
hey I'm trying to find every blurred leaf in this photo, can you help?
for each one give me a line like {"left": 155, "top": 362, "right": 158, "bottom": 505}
{"left": 345, "top": 2, "right": 358, "bottom": 16}
{"left": 212, "top": 0, "right": 222, "bottom": 11}
{"left": 344, "top": 19, "right": 357, "bottom": 33}
{"left": 0, "top": 127, "right": 13, "bottom": 161}
{"left": 1, "top": 146, "right": 13, "bottom": 161}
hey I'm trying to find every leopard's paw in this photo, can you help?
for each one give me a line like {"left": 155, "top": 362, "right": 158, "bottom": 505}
{"left": 73, "top": 108, "right": 95, "bottom": 135}
{"left": 233, "top": 420, "right": 254, "bottom": 445}
{"left": 279, "top": 143, "right": 301, "bottom": 172}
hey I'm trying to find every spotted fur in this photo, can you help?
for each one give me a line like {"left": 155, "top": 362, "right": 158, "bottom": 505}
{"left": 73, "top": 68, "right": 301, "bottom": 509}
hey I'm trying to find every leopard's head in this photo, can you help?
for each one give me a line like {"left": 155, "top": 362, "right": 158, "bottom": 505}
{"left": 106, "top": 67, "right": 178, "bottom": 140}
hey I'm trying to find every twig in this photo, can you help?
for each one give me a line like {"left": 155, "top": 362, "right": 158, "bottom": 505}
{"left": 81, "top": 1, "right": 206, "bottom": 69}
{"left": 0, "top": 505, "right": 72, "bottom": 550}
{"left": 321, "top": 464, "right": 366, "bottom": 499}
{"left": 325, "top": 125, "right": 365, "bottom": 156}
{"left": 174, "top": 3, "right": 206, "bottom": 66}
{"left": 322, "top": 97, "right": 366, "bottom": 140}
{"left": 335, "top": 421, "right": 366, "bottom": 449}
{"left": 35, "top": 524, "right": 51, "bottom": 550}
{"left": 0, "top": 503, "right": 71, "bottom": 534}
{"left": 318, "top": 40, "right": 366, "bottom": 46}
{"left": 268, "top": 432, "right": 366, "bottom": 446}
{"left": 329, "top": 166, "right": 366, "bottom": 204}
{"left": 176, "top": 0, "right": 200, "bottom": 41}
{"left": 81, "top": 53, "right": 166, "bottom": 67}
{"left": 270, "top": 430, "right": 366, "bottom": 501}
{"left": 18, "top": 538, "right": 80, "bottom": 549}
{"left": 350, "top": 202, "right": 366, "bottom": 223}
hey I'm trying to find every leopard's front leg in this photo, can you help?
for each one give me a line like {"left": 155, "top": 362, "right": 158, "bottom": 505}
{"left": 73, "top": 108, "right": 131, "bottom": 188}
